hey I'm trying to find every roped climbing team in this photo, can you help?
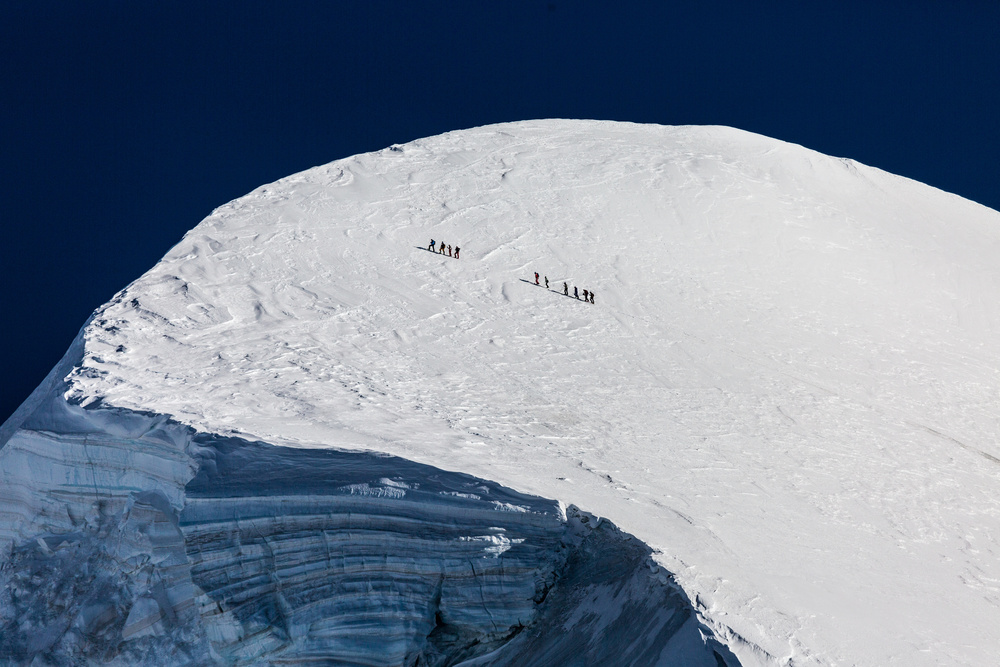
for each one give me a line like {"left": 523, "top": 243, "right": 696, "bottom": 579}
{"left": 538, "top": 273, "right": 594, "bottom": 304}
{"left": 428, "top": 239, "right": 594, "bottom": 304}
{"left": 428, "top": 239, "right": 459, "bottom": 259}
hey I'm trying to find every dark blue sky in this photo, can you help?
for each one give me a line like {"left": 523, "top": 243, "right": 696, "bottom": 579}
{"left": 2, "top": 2, "right": 998, "bottom": 424}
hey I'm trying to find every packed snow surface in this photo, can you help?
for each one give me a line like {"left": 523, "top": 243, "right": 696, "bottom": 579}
{"left": 5, "top": 119, "right": 1000, "bottom": 665}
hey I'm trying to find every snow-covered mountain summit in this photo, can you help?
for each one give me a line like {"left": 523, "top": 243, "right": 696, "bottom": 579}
{"left": 4, "top": 119, "right": 1000, "bottom": 665}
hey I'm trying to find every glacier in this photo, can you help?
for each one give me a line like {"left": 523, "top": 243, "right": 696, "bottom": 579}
{"left": 0, "top": 392, "right": 731, "bottom": 665}
{"left": 4, "top": 119, "right": 1000, "bottom": 665}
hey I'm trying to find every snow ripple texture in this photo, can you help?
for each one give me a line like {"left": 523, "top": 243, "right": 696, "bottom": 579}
{"left": 0, "top": 393, "right": 733, "bottom": 665}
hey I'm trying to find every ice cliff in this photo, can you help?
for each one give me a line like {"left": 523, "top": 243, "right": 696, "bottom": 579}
{"left": 0, "top": 385, "right": 732, "bottom": 665}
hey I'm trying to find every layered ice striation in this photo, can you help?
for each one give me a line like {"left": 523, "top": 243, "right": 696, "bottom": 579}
{"left": 0, "top": 387, "right": 735, "bottom": 666}
{"left": 180, "top": 436, "right": 569, "bottom": 664}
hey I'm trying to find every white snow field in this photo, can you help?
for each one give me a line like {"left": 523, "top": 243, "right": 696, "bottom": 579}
{"left": 3, "top": 119, "right": 1000, "bottom": 665}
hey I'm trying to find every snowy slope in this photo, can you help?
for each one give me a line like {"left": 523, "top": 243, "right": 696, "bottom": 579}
{"left": 5, "top": 119, "right": 1000, "bottom": 665}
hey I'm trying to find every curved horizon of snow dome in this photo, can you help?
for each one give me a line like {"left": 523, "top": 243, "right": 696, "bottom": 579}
{"left": 4, "top": 118, "right": 1000, "bottom": 665}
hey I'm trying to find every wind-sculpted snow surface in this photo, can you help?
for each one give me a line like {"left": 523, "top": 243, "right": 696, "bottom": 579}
{"left": 5, "top": 119, "right": 1000, "bottom": 664}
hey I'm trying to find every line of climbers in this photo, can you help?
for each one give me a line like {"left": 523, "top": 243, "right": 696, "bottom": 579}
{"left": 428, "top": 239, "right": 459, "bottom": 259}
{"left": 424, "top": 240, "right": 593, "bottom": 304}
{"left": 535, "top": 272, "right": 594, "bottom": 304}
